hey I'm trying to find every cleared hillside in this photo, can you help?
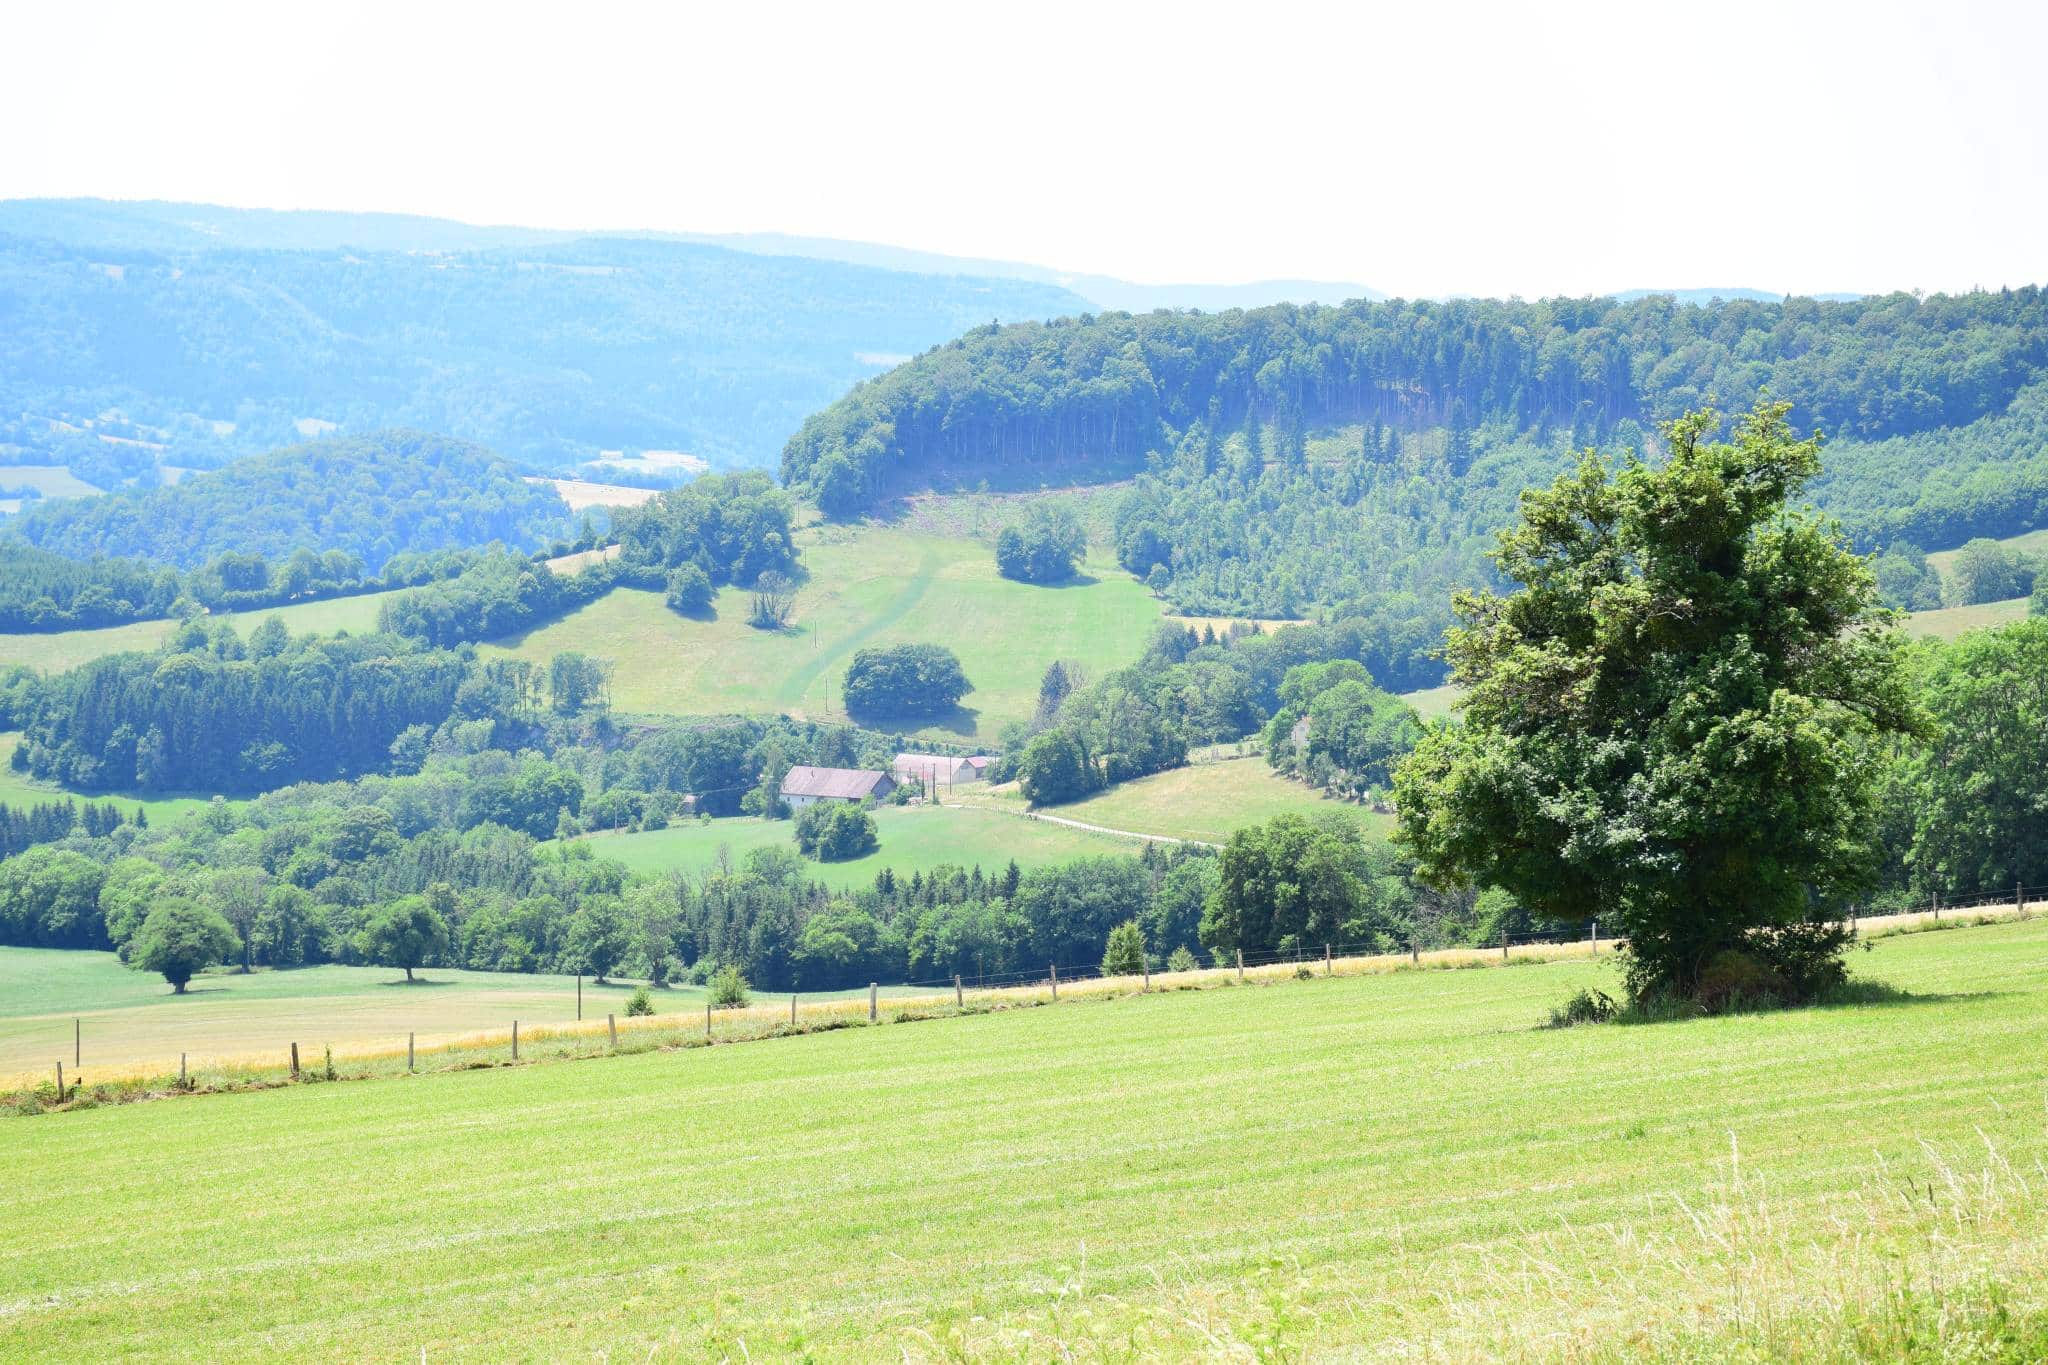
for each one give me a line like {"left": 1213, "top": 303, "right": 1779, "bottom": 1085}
{"left": 2, "top": 920, "right": 2042, "bottom": 1357}
{"left": 483, "top": 528, "right": 1162, "bottom": 737}
{"left": 956, "top": 756, "right": 1389, "bottom": 845}
{"left": 573, "top": 802, "right": 1136, "bottom": 887}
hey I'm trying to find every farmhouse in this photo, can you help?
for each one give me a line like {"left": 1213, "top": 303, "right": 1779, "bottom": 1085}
{"left": 892, "top": 753, "right": 983, "bottom": 788}
{"left": 780, "top": 765, "right": 895, "bottom": 808}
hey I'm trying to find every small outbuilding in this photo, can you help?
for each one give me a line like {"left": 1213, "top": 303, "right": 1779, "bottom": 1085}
{"left": 780, "top": 765, "right": 896, "bottom": 809}
{"left": 892, "top": 753, "right": 981, "bottom": 789}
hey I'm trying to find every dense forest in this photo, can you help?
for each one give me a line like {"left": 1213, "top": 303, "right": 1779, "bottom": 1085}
{"left": 784, "top": 290, "right": 2048, "bottom": 512}
{"left": 7, "top": 431, "right": 569, "bottom": 571}
{"left": 0, "top": 219, "right": 1089, "bottom": 472}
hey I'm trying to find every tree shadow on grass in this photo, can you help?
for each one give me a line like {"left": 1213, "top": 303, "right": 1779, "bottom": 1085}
{"left": 373, "top": 977, "right": 459, "bottom": 988}
{"left": 1607, "top": 983, "right": 2009, "bottom": 1028}
{"left": 847, "top": 702, "right": 983, "bottom": 739}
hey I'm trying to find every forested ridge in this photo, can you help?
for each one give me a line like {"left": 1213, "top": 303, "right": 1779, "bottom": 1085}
{"left": 6, "top": 430, "right": 569, "bottom": 572}
{"left": 782, "top": 289, "right": 2048, "bottom": 511}
{"left": 0, "top": 226, "right": 1088, "bottom": 471}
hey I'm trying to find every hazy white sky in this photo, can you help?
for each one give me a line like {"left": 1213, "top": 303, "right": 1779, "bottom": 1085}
{"left": 4, "top": 0, "right": 2041, "bottom": 297}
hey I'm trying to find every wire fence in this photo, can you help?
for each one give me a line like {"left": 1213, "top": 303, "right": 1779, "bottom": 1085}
{"left": 14, "top": 885, "right": 2036, "bottom": 1110}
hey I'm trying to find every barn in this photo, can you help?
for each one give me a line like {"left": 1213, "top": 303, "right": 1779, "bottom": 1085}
{"left": 780, "top": 765, "right": 896, "bottom": 809}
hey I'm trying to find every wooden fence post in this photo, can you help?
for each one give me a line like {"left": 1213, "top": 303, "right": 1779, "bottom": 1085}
{"left": 511, "top": 1021, "right": 519, "bottom": 1061}
{"left": 75, "top": 1018, "right": 80, "bottom": 1067}
{"left": 705, "top": 1000, "right": 712, "bottom": 1038}
{"left": 55, "top": 1061, "right": 63, "bottom": 1098}
{"left": 1411, "top": 937, "right": 1419, "bottom": 965}
{"left": 1324, "top": 944, "right": 1332, "bottom": 976}
{"left": 789, "top": 994, "right": 797, "bottom": 1027}
{"left": 1591, "top": 920, "right": 1599, "bottom": 954}
{"left": 290, "top": 1042, "right": 300, "bottom": 1078}
{"left": 577, "top": 973, "right": 583, "bottom": 1022}
{"left": 179, "top": 1053, "right": 187, "bottom": 1088}
{"left": 955, "top": 975, "right": 964, "bottom": 1007}
{"left": 869, "top": 982, "right": 878, "bottom": 1021}
{"left": 1501, "top": 929, "right": 1509, "bottom": 962}
{"left": 1236, "top": 949, "right": 1244, "bottom": 982}
{"left": 1933, "top": 891, "right": 1941, "bottom": 921}
{"left": 407, "top": 1032, "right": 415, "bottom": 1071}
{"left": 1050, "top": 964, "right": 1058, "bottom": 1000}
{"left": 1142, "top": 959, "right": 1149, "bottom": 991}
{"left": 608, "top": 1013, "right": 617, "bottom": 1047}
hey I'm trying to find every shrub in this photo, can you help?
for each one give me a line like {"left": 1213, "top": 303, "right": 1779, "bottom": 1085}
{"left": 1101, "top": 920, "right": 1145, "bottom": 976}
{"left": 1166, "top": 945, "right": 1198, "bottom": 973}
{"left": 625, "top": 986, "right": 655, "bottom": 1017}
{"left": 793, "top": 803, "right": 878, "bottom": 861}
{"left": 664, "top": 563, "right": 714, "bottom": 616}
{"left": 994, "top": 504, "right": 1086, "bottom": 583}
{"left": 1547, "top": 988, "right": 1618, "bottom": 1027}
{"left": 709, "top": 964, "right": 751, "bottom": 1008}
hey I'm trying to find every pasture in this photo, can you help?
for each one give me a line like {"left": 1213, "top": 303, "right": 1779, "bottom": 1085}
{"left": 1, "top": 919, "right": 2042, "bottom": 1357}
{"left": 0, "top": 947, "right": 927, "bottom": 1085}
{"left": 483, "top": 526, "right": 1162, "bottom": 737}
{"left": 0, "top": 733, "right": 233, "bottom": 826}
{"left": 957, "top": 756, "right": 1392, "bottom": 845}
{"left": 0, "top": 588, "right": 398, "bottom": 673}
{"left": 574, "top": 802, "right": 1139, "bottom": 887}
{"left": 1905, "top": 595, "right": 2029, "bottom": 641}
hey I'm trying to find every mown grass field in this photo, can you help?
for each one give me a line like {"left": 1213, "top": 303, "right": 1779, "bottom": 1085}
{"left": 2, "top": 920, "right": 2043, "bottom": 1357}
{"left": 484, "top": 526, "right": 1162, "bottom": 738}
{"left": 575, "top": 802, "right": 1138, "bottom": 887}
{"left": 0, "top": 589, "right": 398, "bottom": 673}
{"left": 958, "top": 756, "right": 1393, "bottom": 845}
{"left": 1925, "top": 525, "right": 2048, "bottom": 583}
{"left": 1905, "top": 595, "right": 2029, "bottom": 640}
{"left": 0, "top": 947, "right": 925, "bottom": 1084}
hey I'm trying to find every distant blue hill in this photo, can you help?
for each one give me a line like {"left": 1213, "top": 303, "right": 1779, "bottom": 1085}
{"left": 1613, "top": 286, "right": 1865, "bottom": 304}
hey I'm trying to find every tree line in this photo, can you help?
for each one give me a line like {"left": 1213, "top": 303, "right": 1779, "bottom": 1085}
{"left": 782, "top": 289, "right": 2048, "bottom": 514}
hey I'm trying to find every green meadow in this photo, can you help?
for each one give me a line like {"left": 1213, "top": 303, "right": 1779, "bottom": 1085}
{"left": 483, "top": 527, "right": 1163, "bottom": 738}
{"left": 1, "top": 919, "right": 2042, "bottom": 1358}
{"left": 574, "top": 802, "right": 1140, "bottom": 887}
{"left": 0, "top": 589, "right": 398, "bottom": 673}
{"left": 1905, "top": 595, "right": 2030, "bottom": 641}
{"left": 959, "top": 756, "right": 1392, "bottom": 845}
{"left": 0, "top": 733, "right": 232, "bottom": 825}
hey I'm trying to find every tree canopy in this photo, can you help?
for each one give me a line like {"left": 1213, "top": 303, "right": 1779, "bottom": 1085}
{"left": 1393, "top": 403, "right": 1924, "bottom": 1003}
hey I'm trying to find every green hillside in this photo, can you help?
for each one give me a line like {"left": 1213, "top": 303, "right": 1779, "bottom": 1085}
{"left": 574, "top": 802, "right": 1140, "bottom": 888}
{"left": 483, "top": 528, "right": 1163, "bottom": 737}
{"left": 3, "top": 920, "right": 2042, "bottom": 1356}
{"left": 0, "top": 587, "right": 397, "bottom": 672}
{"left": 957, "top": 756, "right": 1388, "bottom": 845}
{"left": 1906, "top": 596, "right": 2030, "bottom": 640}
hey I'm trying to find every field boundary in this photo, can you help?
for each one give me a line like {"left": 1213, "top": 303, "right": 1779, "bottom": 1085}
{"left": 6, "top": 901, "right": 2033, "bottom": 1115}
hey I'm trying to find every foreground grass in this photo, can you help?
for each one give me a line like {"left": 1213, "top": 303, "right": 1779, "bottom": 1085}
{"left": 482, "top": 525, "right": 1161, "bottom": 739}
{"left": 958, "top": 755, "right": 1393, "bottom": 845}
{"left": 3, "top": 919, "right": 2042, "bottom": 1358}
{"left": 573, "top": 802, "right": 1138, "bottom": 888}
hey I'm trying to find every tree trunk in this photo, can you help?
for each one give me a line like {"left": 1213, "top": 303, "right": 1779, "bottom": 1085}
{"left": 173, "top": 980, "right": 187, "bottom": 994}
{"left": 405, "top": 966, "right": 414, "bottom": 982}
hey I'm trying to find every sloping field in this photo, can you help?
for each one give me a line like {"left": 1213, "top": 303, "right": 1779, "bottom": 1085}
{"left": 0, "top": 589, "right": 399, "bottom": 673}
{"left": 0, "top": 733, "right": 235, "bottom": 825}
{"left": 1905, "top": 595, "right": 2029, "bottom": 640}
{"left": 576, "top": 802, "right": 1137, "bottom": 887}
{"left": 1, "top": 920, "right": 2043, "bottom": 1357}
{"left": 957, "top": 756, "right": 1392, "bottom": 845}
{"left": 484, "top": 527, "right": 1162, "bottom": 737}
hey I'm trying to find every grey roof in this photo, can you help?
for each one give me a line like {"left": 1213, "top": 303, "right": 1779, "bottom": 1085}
{"left": 894, "top": 753, "right": 972, "bottom": 778}
{"left": 780, "top": 765, "right": 892, "bottom": 800}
